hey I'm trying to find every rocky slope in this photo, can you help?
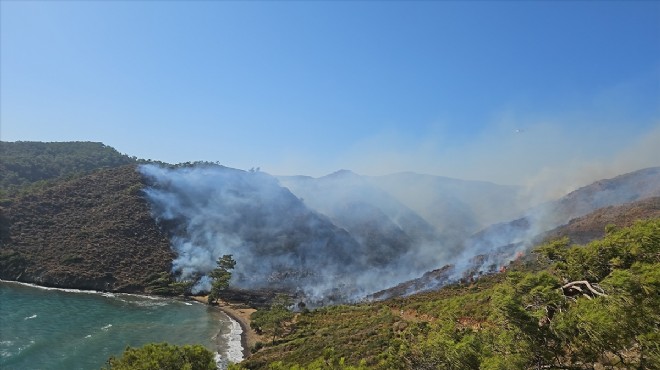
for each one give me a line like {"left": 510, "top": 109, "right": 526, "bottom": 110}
{"left": 0, "top": 165, "right": 174, "bottom": 292}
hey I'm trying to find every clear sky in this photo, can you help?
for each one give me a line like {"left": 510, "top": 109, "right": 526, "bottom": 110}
{"left": 2, "top": 1, "right": 659, "bottom": 187}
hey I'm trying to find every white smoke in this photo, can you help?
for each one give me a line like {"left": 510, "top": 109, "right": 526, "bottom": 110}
{"left": 139, "top": 164, "right": 443, "bottom": 302}
{"left": 139, "top": 161, "right": 660, "bottom": 302}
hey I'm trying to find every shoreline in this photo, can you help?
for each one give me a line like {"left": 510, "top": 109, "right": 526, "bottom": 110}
{"left": 0, "top": 280, "right": 245, "bottom": 368}
{"left": 0, "top": 280, "right": 259, "bottom": 362}
{"left": 190, "top": 296, "right": 262, "bottom": 359}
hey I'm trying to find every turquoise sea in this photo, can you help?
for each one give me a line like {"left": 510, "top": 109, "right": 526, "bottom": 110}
{"left": 0, "top": 281, "right": 242, "bottom": 370}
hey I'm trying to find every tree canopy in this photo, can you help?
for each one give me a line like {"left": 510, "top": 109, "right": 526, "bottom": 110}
{"left": 250, "top": 294, "right": 295, "bottom": 343}
{"left": 0, "top": 141, "right": 137, "bottom": 196}
{"left": 207, "top": 254, "right": 236, "bottom": 304}
{"left": 104, "top": 342, "right": 216, "bottom": 370}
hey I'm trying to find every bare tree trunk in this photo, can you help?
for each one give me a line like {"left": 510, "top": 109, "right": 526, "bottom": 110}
{"left": 561, "top": 281, "right": 607, "bottom": 298}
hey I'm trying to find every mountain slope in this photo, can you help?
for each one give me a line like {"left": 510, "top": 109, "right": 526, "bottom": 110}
{"left": 278, "top": 170, "right": 523, "bottom": 266}
{"left": 370, "top": 195, "right": 660, "bottom": 301}
{"left": 458, "top": 166, "right": 660, "bottom": 273}
{"left": 0, "top": 165, "right": 174, "bottom": 292}
{"left": 141, "top": 165, "right": 417, "bottom": 302}
{"left": 540, "top": 196, "right": 660, "bottom": 245}
{"left": 367, "top": 167, "right": 660, "bottom": 300}
{"left": 2, "top": 141, "right": 657, "bottom": 308}
{"left": 278, "top": 170, "right": 445, "bottom": 264}
{"left": 238, "top": 219, "right": 660, "bottom": 369}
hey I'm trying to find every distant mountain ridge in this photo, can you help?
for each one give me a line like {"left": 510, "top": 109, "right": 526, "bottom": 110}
{"left": 372, "top": 172, "right": 524, "bottom": 233}
{"left": 278, "top": 169, "right": 526, "bottom": 258}
{"left": 278, "top": 170, "right": 445, "bottom": 263}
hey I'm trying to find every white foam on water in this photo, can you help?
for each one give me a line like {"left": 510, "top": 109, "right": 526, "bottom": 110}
{"left": 0, "top": 340, "right": 14, "bottom": 358}
{"left": 115, "top": 297, "right": 169, "bottom": 307}
{"left": 24, "top": 314, "right": 37, "bottom": 320}
{"left": 15, "top": 340, "right": 35, "bottom": 354}
{"left": 101, "top": 324, "right": 112, "bottom": 331}
{"left": 0, "top": 279, "right": 173, "bottom": 308}
{"left": 214, "top": 351, "right": 226, "bottom": 369}
{"left": 1, "top": 280, "right": 105, "bottom": 294}
{"left": 223, "top": 315, "right": 244, "bottom": 363}
{"left": 123, "top": 293, "right": 170, "bottom": 301}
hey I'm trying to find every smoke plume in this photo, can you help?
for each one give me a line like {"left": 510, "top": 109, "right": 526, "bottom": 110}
{"left": 140, "top": 164, "right": 448, "bottom": 302}
{"left": 140, "top": 162, "right": 660, "bottom": 303}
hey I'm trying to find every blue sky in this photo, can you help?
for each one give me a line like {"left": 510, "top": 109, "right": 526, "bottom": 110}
{"left": 2, "top": 1, "right": 659, "bottom": 186}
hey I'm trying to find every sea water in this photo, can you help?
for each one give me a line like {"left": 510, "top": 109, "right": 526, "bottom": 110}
{"left": 0, "top": 281, "right": 242, "bottom": 370}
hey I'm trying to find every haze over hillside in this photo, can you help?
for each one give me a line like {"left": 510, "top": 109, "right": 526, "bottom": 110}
{"left": 1, "top": 142, "right": 659, "bottom": 304}
{"left": 279, "top": 170, "right": 525, "bottom": 252}
{"left": 140, "top": 160, "right": 660, "bottom": 302}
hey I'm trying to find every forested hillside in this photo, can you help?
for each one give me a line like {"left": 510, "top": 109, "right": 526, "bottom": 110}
{"left": 0, "top": 165, "right": 174, "bottom": 292}
{"left": 236, "top": 220, "right": 660, "bottom": 369}
{"left": 0, "top": 141, "right": 136, "bottom": 196}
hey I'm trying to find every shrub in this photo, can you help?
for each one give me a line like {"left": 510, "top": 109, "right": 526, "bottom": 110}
{"left": 104, "top": 342, "right": 216, "bottom": 370}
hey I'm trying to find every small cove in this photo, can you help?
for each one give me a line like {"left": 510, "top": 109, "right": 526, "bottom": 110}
{"left": 0, "top": 280, "right": 241, "bottom": 369}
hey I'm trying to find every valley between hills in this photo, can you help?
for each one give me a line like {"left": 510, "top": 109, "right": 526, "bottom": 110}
{"left": 1, "top": 141, "right": 658, "bottom": 369}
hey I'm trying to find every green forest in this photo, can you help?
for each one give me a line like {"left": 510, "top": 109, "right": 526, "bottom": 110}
{"left": 0, "top": 141, "right": 136, "bottom": 196}
{"left": 236, "top": 220, "right": 659, "bottom": 369}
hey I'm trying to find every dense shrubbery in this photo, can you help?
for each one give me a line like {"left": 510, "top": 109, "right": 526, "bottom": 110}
{"left": 104, "top": 342, "right": 216, "bottom": 370}
{"left": 237, "top": 219, "right": 660, "bottom": 369}
{"left": 250, "top": 294, "right": 295, "bottom": 343}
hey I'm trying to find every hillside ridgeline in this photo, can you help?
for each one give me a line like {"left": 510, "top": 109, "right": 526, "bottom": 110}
{"left": 0, "top": 141, "right": 137, "bottom": 196}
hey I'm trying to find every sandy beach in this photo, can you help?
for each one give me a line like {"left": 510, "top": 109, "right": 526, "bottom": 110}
{"left": 190, "top": 296, "right": 264, "bottom": 358}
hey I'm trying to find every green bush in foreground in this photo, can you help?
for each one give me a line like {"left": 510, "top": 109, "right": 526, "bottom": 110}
{"left": 104, "top": 342, "right": 216, "bottom": 370}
